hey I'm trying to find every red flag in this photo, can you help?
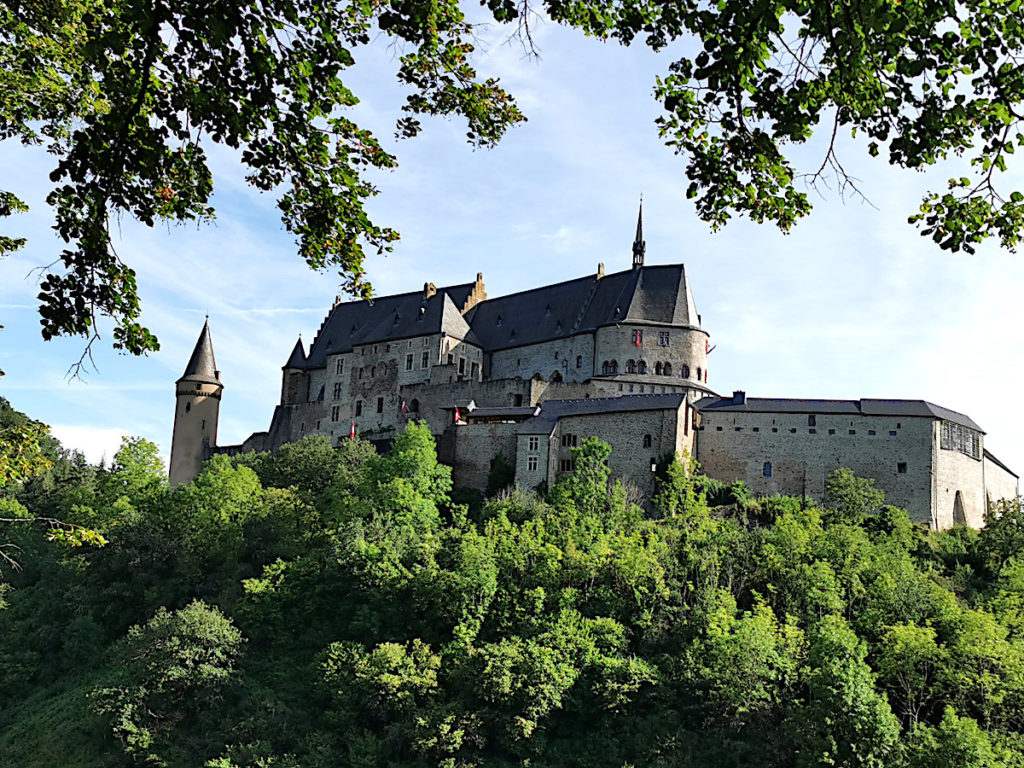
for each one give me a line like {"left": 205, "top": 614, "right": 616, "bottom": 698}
{"left": 401, "top": 400, "right": 407, "bottom": 413}
{"left": 454, "top": 406, "right": 461, "bottom": 423}
{"left": 350, "top": 422, "right": 356, "bottom": 440}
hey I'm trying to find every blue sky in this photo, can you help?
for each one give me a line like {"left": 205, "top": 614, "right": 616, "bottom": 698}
{"left": 3, "top": 16, "right": 1024, "bottom": 480}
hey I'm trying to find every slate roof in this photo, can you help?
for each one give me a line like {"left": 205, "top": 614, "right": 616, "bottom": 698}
{"left": 466, "top": 406, "right": 541, "bottom": 421}
{"left": 304, "top": 283, "right": 479, "bottom": 368}
{"left": 465, "top": 264, "right": 701, "bottom": 352}
{"left": 517, "top": 393, "right": 688, "bottom": 435}
{"left": 695, "top": 396, "right": 985, "bottom": 433}
{"left": 179, "top": 319, "right": 219, "bottom": 384}
{"left": 284, "top": 337, "right": 307, "bottom": 370}
{"left": 302, "top": 264, "right": 702, "bottom": 368}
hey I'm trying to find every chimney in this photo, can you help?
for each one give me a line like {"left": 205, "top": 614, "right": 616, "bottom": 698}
{"left": 597, "top": 262, "right": 605, "bottom": 279}
{"left": 732, "top": 390, "right": 746, "bottom": 405}
{"left": 423, "top": 282, "right": 437, "bottom": 300}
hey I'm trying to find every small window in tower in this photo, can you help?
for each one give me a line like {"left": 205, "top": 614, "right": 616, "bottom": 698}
{"left": 202, "top": 419, "right": 206, "bottom": 430}
{"left": 185, "top": 402, "right": 191, "bottom": 413}
{"left": 643, "top": 434, "right": 652, "bottom": 448}
{"left": 869, "top": 430, "right": 876, "bottom": 436}
{"left": 355, "top": 400, "right": 362, "bottom": 416}
{"left": 808, "top": 415, "right": 816, "bottom": 426}
{"left": 659, "top": 331, "right": 670, "bottom": 346}
{"left": 376, "top": 397, "right": 384, "bottom": 413}
{"left": 370, "top": 365, "right": 376, "bottom": 377}
{"left": 459, "top": 358, "right": 465, "bottom": 374}
{"left": 577, "top": 356, "right": 582, "bottom": 368}
{"left": 696, "top": 367, "right": 702, "bottom": 381}
{"left": 763, "top": 462, "right": 772, "bottom": 478}
{"left": 849, "top": 429, "right": 856, "bottom": 435}
{"left": 336, "top": 359, "right": 344, "bottom": 375}
{"left": 664, "top": 363, "right": 673, "bottom": 376}
{"left": 331, "top": 406, "right": 340, "bottom": 422}
{"left": 889, "top": 430, "right": 897, "bottom": 436}
{"left": 682, "top": 364, "right": 690, "bottom": 378}
{"left": 898, "top": 462, "right": 908, "bottom": 474}
{"left": 195, "top": 383, "right": 201, "bottom": 390}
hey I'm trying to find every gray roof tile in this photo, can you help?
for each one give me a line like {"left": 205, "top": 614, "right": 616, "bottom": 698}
{"left": 517, "top": 393, "right": 687, "bottom": 435}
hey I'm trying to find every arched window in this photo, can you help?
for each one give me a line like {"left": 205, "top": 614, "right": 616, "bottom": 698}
{"left": 551, "top": 371, "right": 563, "bottom": 382}
{"left": 610, "top": 360, "right": 618, "bottom": 374}
{"left": 638, "top": 360, "right": 647, "bottom": 374}
{"left": 602, "top": 361, "right": 609, "bottom": 375}
{"left": 681, "top": 364, "right": 690, "bottom": 379}
{"left": 626, "top": 359, "right": 636, "bottom": 374}
{"left": 664, "top": 362, "right": 673, "bottom": 376}
{"left": 643, "top": 434, "right": 653, "bottom": 448}
{"left": 655, "top": 362, "right": 663, "bottom": 375}
{"left": 953, "top": 491, "right": 967, "bottom": 525}
{"left": 410, "top": 398, "right": 420, "bottom": 412}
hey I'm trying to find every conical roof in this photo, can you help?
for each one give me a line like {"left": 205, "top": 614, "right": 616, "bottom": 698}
{"left": 284, "top": 336, "right": 307, "bottom": 370}
{"left": 178, "top": 319, "right": 220, "bottom": 384}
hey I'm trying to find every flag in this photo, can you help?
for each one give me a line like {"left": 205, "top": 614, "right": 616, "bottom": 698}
{"left": 350, "top": 422, "right": 356, "bottom": 440}
{"left": 454, "top": 406, "right": 461, "bottom": 423}
{"left": 401, "top": 400, "right": 407, "bottom": 413}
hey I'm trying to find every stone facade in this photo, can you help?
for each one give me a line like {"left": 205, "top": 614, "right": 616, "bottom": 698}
{"left": 171, "top": 214, "right": 1018, "bottom": 527}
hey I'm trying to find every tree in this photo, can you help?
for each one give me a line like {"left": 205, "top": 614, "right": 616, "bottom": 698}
{"left": 4, "top": 0, "right": 1024, "bottom": 358}
{"left": 1, "top": 0, "right": 523, "bottom": 356}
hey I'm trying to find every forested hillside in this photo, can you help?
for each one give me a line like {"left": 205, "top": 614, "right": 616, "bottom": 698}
{"left": 3, "top": 408, "right": 1024, "bottom": 767}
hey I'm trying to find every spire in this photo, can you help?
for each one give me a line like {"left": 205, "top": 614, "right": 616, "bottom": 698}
{"left": 632, "top": 197, "right": 645, "bottom": 269}
{"left": 284, "top": 336, "right": 307, "bottom": 370}
{"left": 178, "top": 318, "right": 220, "bottom": 383}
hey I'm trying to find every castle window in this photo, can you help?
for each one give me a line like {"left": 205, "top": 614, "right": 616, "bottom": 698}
{"left": 940, "top": 420, "right": 982, "bottom": 460}
{"left": 496, "top": 314, "right": 503, "bottom": 326}
{"left": 202, "top": 419, "right": 206, "bottom": 430}
{"left": 752, "top": 427, "right": 759, "bottom": 432}
{"left": 559, "top": 459, "right": 573, "bottom": 472}
{"left": 459, "top": 358, "right": 466, "bottom": 374}
{"left": 829, "top": 429, "right": 836, "bottom": 435}
{"left": 562, "top": 434, "right": 578, "bottom": 447}
{"left": 370, "top": 365, "right": 376, "bottom": 377}
{"left": 659, "top": 331, "right": 670, "bottom": 346}
{"left": 472, "top": 362, "right": 479, "bottom": 378}
{"left": 849, "top": 430, "right": 856, "bottom": 435}
{"left": 602, "top": 361, "right": 609, "bottom": 375}
{"left": 869, "top": 430, "right": 876, "bottom": 436}
{"left": 610, "top": 360, "right": 618, "bottom": 374}
{"left": 632, "top": 329, "right": 643, "bottom": 345}
{"left": 576, "top": 356, "right": 582, "bottom": 368}
{"left": 528, "top": 456, "right": 538, "bottom": 471}
{"left": 406, "top": 354, "right": 413, "bottom": 370}
{"left": 551, "top": 371, "right": 563, "bottom": 382}
{"left": 618, "top": 384, "right": 623, "bottom": 391}
{"left": 639, "top": 385, "right": 645, "bottom": 392}
{"left": 638, "top": 360, "right": 647, "bottom": 374}
{"left": 643, "top": 434, "right": 652, "bottom": 448}
{"left": 772, "top": 427, "right": 778, "bottom": 433}
{"left": 626, "top": 360, "right": 636, "bottom": 374}
{"left": 377, "top": 397, "right": 384, "bottom": 413}
{"left": 545, "top": 304, "right": 551, "bottom": 316}
{"left": 355, "top": 400, "right": 362, "bottom": 416}
{"left": 336, "top": 359, "right": 344, "bottom": 375}
{"left": 809, "top": 429, "right": 816, "bottom": 434}
{"left": 629, "top": 385, "right": 634, "bottom": 392}
{"left": 422, "top": 352, "right": 429, "bottom": 368}
{"left": 655, "top": 362, "right": 663, "bottom": 375}
{"left": 195, "top": 383, "right": 201, "bottom": 390}
{"left": 528, "top": 436, "right": 539, "bottom": 451}
{"left": 898, "top": 462, "right": 907, "bottom": 474}
{"left": 447, "top": 354, "right": 454, "bottom": 365}
{"left": 410, "top": 398, "right": 420, "bottom": 412}
{"left": 185, "top": 402, "right": 191, "bottom": 413}
{"left": 664, "top": 363, "right": 673, "bottom": 376}
{"left": 716, "top": 426, "right": 723, "bottom": 431}
{"left": 333, "top": 383, "right": 343, "bottom": 399}
{"left": 423, "top": 337, "right": 429, "bottom": 346}
{"left": 373, "top": 346, "right": 378, "bottom": 353}
{"left": 554, "top": 351, "right": 559, "bottom": 360}
{"left": 808, "top": 415, "right": 816, "bottom": 426}
{"left": 385, "top": 344, "right": 391, "bottom": 352}
{"left": 789, "top": 428, "right": 796, "bottom": 433}
{"left": 696, "top": 367, "right": 702, "bottom": 381}
{"left": 890, "top": 430, "right": 897, "bottom": 436}
{"left": 514, "top": 394, "right": 523, "bottom": 406}
{"left": 682, "top": 364, "right": 690, "bottom": 378}
{"left": 331, "top": 406, "right": 340, "bottom": 422}
{"left": 763, "top": 462, "right": 772, "bottom": 478}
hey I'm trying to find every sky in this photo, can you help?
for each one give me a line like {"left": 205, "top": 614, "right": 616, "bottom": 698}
{"left": 2, "top": 15, "right": 1023, "bottom": 479}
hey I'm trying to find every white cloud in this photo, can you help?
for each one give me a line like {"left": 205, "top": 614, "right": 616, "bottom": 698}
{"left": 49, "top": 425, "right": 132, "bottom": 466}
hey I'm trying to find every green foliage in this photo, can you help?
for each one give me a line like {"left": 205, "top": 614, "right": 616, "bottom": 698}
{"left": 825, "top": 467, "right": 887, "bottom": 524}
{"left": 485, "top": 451, "right": 515, "bottom": 498}
{"left": 5, "top": 430, "right": 1024, "bottom": 767}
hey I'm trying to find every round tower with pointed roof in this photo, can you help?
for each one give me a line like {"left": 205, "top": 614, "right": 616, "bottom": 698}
{"left": 169, "top": 318, "right": 223, "bottom": 486}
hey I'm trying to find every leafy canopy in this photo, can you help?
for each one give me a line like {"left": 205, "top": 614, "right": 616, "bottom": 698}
{"left": 4, "top": 0, "right": 1024, "bottom": 357}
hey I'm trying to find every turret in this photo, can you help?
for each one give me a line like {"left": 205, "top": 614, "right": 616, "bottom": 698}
{"left": 281, "top": 336, "right": 309, "bottom": 405}
{"left": 632, "top": 198, "right": 646, "bottom": 269}
{"left": 169, "top": 318, "right": 223, "bottom": 486}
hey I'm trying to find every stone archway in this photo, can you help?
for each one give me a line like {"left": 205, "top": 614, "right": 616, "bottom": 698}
{"left": 953, "top": 490, "right": 967, "bottom": 526}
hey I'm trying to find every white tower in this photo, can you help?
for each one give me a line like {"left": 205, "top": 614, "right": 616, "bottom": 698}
{"left": 168, "top": 319, "right": 223, "bottom": 487}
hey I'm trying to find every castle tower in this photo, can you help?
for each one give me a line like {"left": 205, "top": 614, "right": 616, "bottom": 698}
{"left": 632, "top": 198, "right": 646, "bottom": 269}
{"left": 169, "top": 318, "right": 223, "bottom": 487}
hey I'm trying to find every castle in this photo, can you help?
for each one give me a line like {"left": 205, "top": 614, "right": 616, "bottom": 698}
{"left": 168, "top": 208, "right": 1018, "bottom": 529}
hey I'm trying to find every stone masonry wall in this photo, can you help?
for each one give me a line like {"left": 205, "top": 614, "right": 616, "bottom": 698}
{"left": 450, "top": 422, "right": 519, "bottom": 491}
{"left": 696, "top": 411, "right": 936, "bottom": 525}
{"left": 489, "top": 335, "right": 596, "bottom": 383}
{"left": 984, "top": 455, "right": 1019, "bottom": 510}
{"left": 594, "top": 325, "right": 710, "bottom": 387}
{"left": 933, "top": 425, "right": 987, "bottom": 529}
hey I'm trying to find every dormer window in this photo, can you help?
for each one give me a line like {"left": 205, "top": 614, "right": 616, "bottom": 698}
{"left": 545, "top": 305, "right": 551, "bottom": 316}
{"left": 496, "top": 314, "right": 503, "bottom": 326}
